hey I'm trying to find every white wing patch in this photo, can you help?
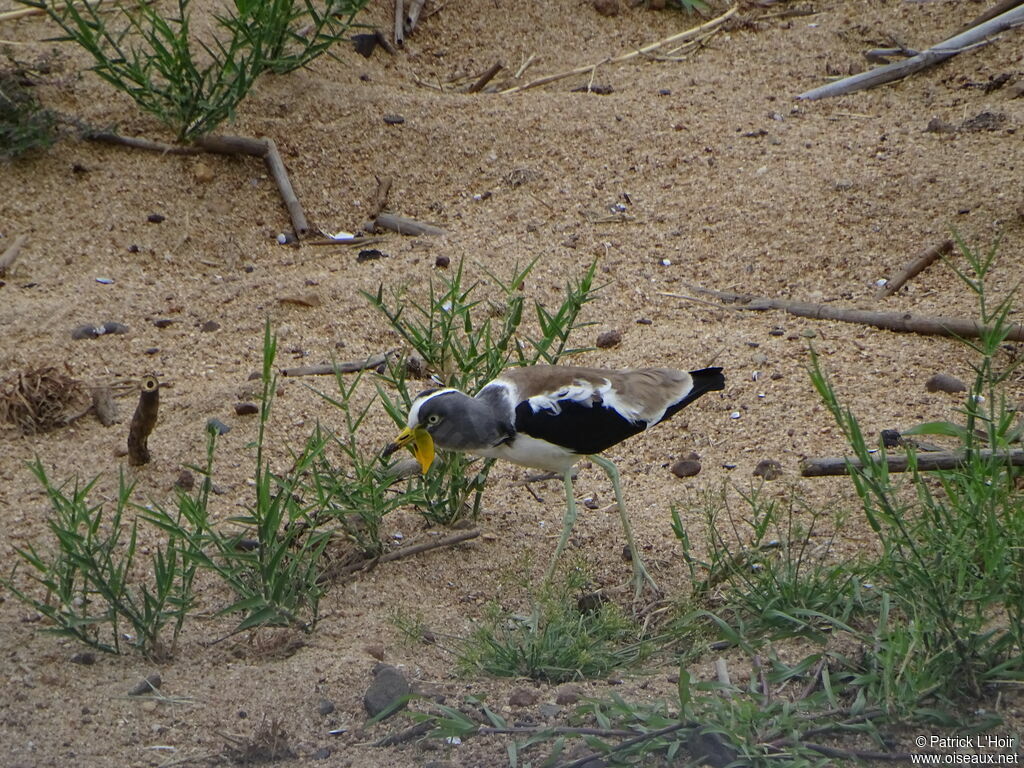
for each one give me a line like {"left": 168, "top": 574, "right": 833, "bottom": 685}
{"left": 523, "top": 378, "right": 653, "bottom": 426}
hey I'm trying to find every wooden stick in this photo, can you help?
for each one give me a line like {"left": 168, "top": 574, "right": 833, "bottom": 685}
{"left": 501, "top": 5, "right": 737, "bottom": 94}
{"left": 127, "top": 376, "right": 159, "bottom": 466}
{"left": 394, "top": 0, "right": 404, "bottom": 46}
{"left": 336, "top": 529, "right": 480, "bottom": 583}
{"left": 368, "top": 175, "right": 392, "bottom": 219}
{"left": 683, "top": 285, "right": 1024, "bottom": 342}
{"left": 801, "top": 449, "right": 1024, "bottom": 477}
{"left": 956, "top": 0, "right": 1024, "bottom": 35}
{"left": 467, "top": 61, "right": 503, "bottom": 93}
{"left": 86, "top": 131, "right": 311, "bottom": 238}
{"left": 0, "top": 234, "right": 27, "bottom": 278}
{"left": 279, "top": 351, "right": 391, "bottom": 377}
{"left": 404, "top": 0, "right": 427, "bottom": 35}
{"left": 261, "top": 137, "right": 309, "bottom": 237}
{"left": 798, "top": 5, "right": 1024, "bottom": 100}
{"left": 369, "top": 212, "right": 446, "bottom": 236}
{"left": 876, "top": 239, "right": 953, "bottom": 298}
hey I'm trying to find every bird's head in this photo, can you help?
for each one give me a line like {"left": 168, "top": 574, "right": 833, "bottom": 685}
{"left": 384, "top": 388, "right": 464, "bottom": 474}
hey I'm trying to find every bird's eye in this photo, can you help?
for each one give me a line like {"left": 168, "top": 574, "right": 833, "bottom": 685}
{"left": 426, "top": 414, "right": 441, "bottom": 425}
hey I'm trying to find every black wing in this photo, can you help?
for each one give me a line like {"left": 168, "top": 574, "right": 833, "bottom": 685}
{"left": 514, "top": 397, "right": 645, "bottom": 456}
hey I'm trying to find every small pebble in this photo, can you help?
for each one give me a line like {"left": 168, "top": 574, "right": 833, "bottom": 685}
{"left": 127, "top": 244, "right": 140, "bottom": 253}
{"left": 752, "top": 459, "right": 783, "bottom": 481}
{"left": 200, "top": 320, "right": 220, "bottom": 333}
{"left": 670, "top": 455, "right": 702, "bottom": 478}
{"left": 318, "top": 699, "right": 336, "bottom": 716}
{"left": 356, "top": 248, "right": 386, "bottom": 262}
{"left": 175, "top": 470, "right": 195, "bottom": 491}
{"left": 768, "top": 327, "right": 785, "bottom": 337}
{"left": 658, "top": 88, "right": 672, "bottom": 96}
{"left": 206, "top": 418, "right": 231, "bottom": 435}
{"left": 538, "top": 703, "right": 561, "bottom": 719}
{"left": 69, "top": 652, "right": 96, "bottom": 665}
{"left": 509, "top": 688, "right": 540, "bottom": 707}
{"left": 555, "top": 685, "right": 582, "bottom": 705}
{"left": 144, "top": 347, "right": 159, "bottom": 355}
{"left": 363, "top": 664, "right": 410, "bottom": 719}
{"left": 71, "top": 321, "right": 129, "bottom": 340}
{"left": 596, "top": 329, "right": 622, "bottom": 349}
{"left": 95, "top": 277, "right": 114, "bottom": 284}
{"left": 592, "top": 0, "right": 619, "bottom": 16}
{"left": 234, "top": 402, "right": 259, "bottom": 416}
{"left": 147, "top": 213, "right": 165, "bottom": 224}
{"left": 153, "top": 318, "right": 174, "bottom": 328}
{"left": 730, "top": 411, "right": 741, "bottom": 420}
{"left": 925, "top": 373, "right": 966, "bottom": 393}
{"left": 383, "top": 114, "right": 405, "bottom": 125}
{"left": 276, "top": 232, "right": 297, "bottom": 245}
{"left": 881, "top": 429, "right": 902, "bottom": 448}
{"left": 435, "top": 255, "right": 450, "bottom": 268}
{"left": 364, "top": 643, "right": 386, "bottom": 661}
{"left": 128, "top": 673, "right": 162, "bottom": 696}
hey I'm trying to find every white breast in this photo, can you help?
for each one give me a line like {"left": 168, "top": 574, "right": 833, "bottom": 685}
{"left": 475, "top": 433, "right": 580, "bottom": 473}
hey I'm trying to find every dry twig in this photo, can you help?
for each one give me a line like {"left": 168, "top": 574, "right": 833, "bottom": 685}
{"left": 798, "top": 5, "right": 1024, "bottom": 100}
{"left": 501, "top": 6, "right": 737, "bottom": 94}
{"left": 127, "top": 376, "right": 160, "bottom": 466}
{"left": 876, "top": 239, "right": 953, "bottom": 298}
{"left": 279, "top": 351, "right": 392, "bottom": 377}
{"left": 801, "top": 449, "right": 1024, "bottom": 477}
{"left": 682, "top": 285, "right": 1024, "bottom": 342}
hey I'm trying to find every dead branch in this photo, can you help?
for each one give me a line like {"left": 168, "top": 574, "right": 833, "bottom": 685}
{"left": 683, "top": 285, "right": 1024, "bottom": 342}
{"left": 501, "top": 6, "right": 737, "bottom": 94}
{"left": 798, "top": 5, "right": 1024, "bottom": 100}
{"left": 801, "top": 448, "right": 1024, "bottom": 477}
{"left": 368, "top": 175, "right": 392, "bottom": 219}
{"left": 876, "top": 239, "right": 953, "bottom": 298}
{"left": 336, "top": 529, "right": 480, "bottom": 584}
{"left": 279, "top": 351, "right": 391, "bottom": 377}
{"left": 956, "top": 0, "right": 1024, "bottom": 35}
{"left": 467, "top": 61, "right": 504, "bottom": 93}
{"left": 127, "top": 375, "right": 160, "bottom": 466}
{"left": 85, "top": 131, "right": 310, "bottom": 237}
{"left": 261, "top": 137, "right": 308, "bottom": 237}
{"left": 368, "top": 212, "right": 446, "bottom": 236}
{"left": 0, "top": 234, "right": 27, "bottom": 277}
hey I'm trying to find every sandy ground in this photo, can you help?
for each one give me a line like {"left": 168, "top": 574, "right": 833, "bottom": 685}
{"left": 1, "top": 0, "right": 1023, "bottom": 765}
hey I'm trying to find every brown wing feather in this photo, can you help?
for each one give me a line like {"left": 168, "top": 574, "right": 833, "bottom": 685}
{"left": 496, "top": 366, "right": 693, "bottom": 422}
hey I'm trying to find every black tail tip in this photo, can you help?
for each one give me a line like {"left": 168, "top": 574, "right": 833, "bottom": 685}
{"left": 690, "top": 366, "right": 725, "bottom": 391}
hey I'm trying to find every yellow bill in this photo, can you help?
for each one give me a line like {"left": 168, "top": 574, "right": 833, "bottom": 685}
{"left": 387, "top": 426, "right": 435, "bottom": 474}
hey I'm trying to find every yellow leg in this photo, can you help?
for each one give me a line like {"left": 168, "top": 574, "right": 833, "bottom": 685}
{"left": 589, "top": 454, "right": 659, "bottom": 597}
{"left": 546, "top": 470, "right": 579, "bottom": 581}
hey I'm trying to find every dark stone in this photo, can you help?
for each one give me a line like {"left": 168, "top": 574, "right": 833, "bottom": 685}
{"left": 153, "top": 318, "right": 174, "bottom": 328}
{"left": 200, "top": 320, "right": 220, "bottom": 333}
{"left": 71, "top": 321, "right": 129, "bottom": 340}
{"left": 352, "top": 33, "right": 377, "bottom": 58}
{"left": 363, "top": 664, "right": 410, "bottom": 719}
{"left": 435, "top": 255, "right": 450, "bottom": 268}
{"left": 206, "top": 418, "right": 231, "bottom": 435}
{"left": 147, "top": 213, "right": 165, "bottom": 224}
{"left": 555, "top": 684, "right": 582, "bottom": 705}
{"left": 174, "top": 470, "right": 195, "bottom": 491}
{"left": 383, "top": 114, "right": 405, "bottom": 125}
{"left": 925, "top": 373, "right": 966, "bottom": 393}
{"left": 509, "top": 687, "right": 540, "bottom": 707}
{"left": 128, "top": 673, "right": 162, "bottom": 696}
{"left": 317, "top": 699, "right": 336, "bottom": 716}
{"left": 234, "top": 402, "right": 259, "bottom": 416}
{"left": 357, "top": 248, "right": 386, "bottom": 262}
{"left": 881, "top": 429, "right": 902, "bottom": 448}
{"left": 595, "top": 329, "right": 622, "bottom": 349}
{"left": 69, "top": 652, "right": 96, "bottom": 665}
{"left": 670, "top": 454, "right": 702, "bottom": 478}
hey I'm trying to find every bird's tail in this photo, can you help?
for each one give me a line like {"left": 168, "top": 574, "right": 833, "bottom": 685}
{"left": 670, "top": 366, "right": 726, "bottom": 414}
